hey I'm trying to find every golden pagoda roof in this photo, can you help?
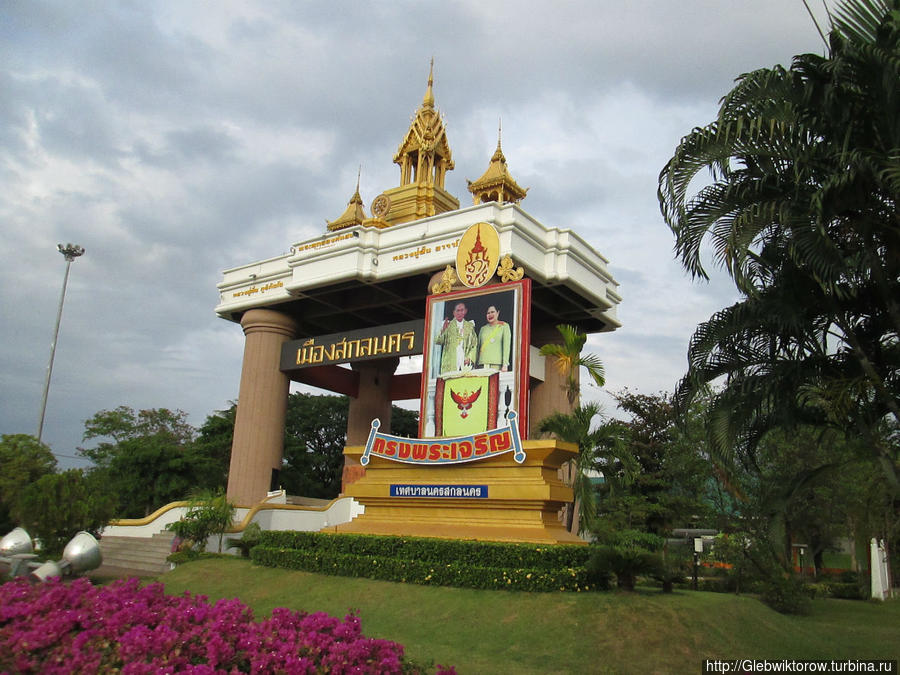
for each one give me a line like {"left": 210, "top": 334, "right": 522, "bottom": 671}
{"left": 392, "top": 60, "right": 454, "bottom": 173}
{"left": 467, "top": 126, "right": 527, "bottom": 205}
{"left": 327, "top": 174, "right": 368, "bottom": 232}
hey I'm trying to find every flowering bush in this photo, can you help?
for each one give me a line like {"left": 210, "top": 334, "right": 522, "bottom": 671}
{"left": 0, "top": 577, "right": 454, "bottom": 674}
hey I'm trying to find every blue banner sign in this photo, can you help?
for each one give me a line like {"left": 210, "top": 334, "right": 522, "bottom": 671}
{"left": 390, "top": 485, "right": 488, "bottom": 498}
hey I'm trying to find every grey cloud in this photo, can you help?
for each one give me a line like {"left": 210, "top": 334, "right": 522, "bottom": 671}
{"left": 0, "top": 0, "right": 832, "bottom": 468}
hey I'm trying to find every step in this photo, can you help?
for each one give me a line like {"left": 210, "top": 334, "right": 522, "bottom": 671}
{"left": 98, "top": 533, "right": 175, "bottom": 576}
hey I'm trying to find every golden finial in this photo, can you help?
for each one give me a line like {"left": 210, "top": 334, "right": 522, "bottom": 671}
{"left": 493, "top": 118, "right": 505, "bottom": 161}
{"left": 423, "top": 57, "right": 435, "bottom": 109}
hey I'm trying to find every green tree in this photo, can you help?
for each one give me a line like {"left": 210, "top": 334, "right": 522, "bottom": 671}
{"left": 79, "top": 406, "right": 209, "bottom": 517}
{"left": 16, "top": 469, "right": 116, "bottom": 557}
{"left": 658, "top": 0, "right": 900, "bottom": 492}
{"left": 539, "top": 402, "right": 632, "bottom": 536}
{"left": 0, "top": 434, "right": 57, "bottom": 533}
{"left": 538, "top": 324, "right": 608, "bottom": 534}
{"left": 538, "top": 324, "right": 606, "bottom": 406}
{"left": 281, "top": 393, "right": 419, "bottom": 499}
{"left": 721, "top": 423, "right": 898, "bottom": 576}
{"left": 80, "top": 406, "right": 195, "bottom": 466}
{"left": 282, "top": 394, "right": 348, "bottom": 498}
{"left": 608, "top": 390, "right": 717, "bottom": 536}
{"left": 192, "top": 404, "right": 237, "bottom": 487}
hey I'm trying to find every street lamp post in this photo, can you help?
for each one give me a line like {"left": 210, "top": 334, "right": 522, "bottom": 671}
{"left": 37, "top": 243, "right": 85, "bottom": 444}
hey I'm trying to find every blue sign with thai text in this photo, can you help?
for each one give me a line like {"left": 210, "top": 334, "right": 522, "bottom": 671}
{"left": 390, "top": 485, "right": 488, "bottom": 498}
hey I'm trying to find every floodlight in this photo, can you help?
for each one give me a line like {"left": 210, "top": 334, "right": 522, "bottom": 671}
{"left": 29, "top": 560, "right": 62, "bottom": 582}
{"left": 1, "top": 529, "right": 103, "bottom": 581}
{"left": 61, "top": 531, "right": 102, "bottom": 573}
{"left": 0, "top": 527, "right": 33, "bottom": 556}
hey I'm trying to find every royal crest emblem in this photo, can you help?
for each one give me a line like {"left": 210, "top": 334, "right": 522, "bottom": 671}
{"left": 456, "top": 222, "right": 500, "bottom": 288}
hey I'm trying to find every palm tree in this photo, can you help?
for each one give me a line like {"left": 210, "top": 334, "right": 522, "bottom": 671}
{"left": 658, "top": 0, "right": 900, "bottom": 491}
{"left": 539, "top": 324, "right": 606, "bottom": 406}
{"left": 539, "top": 402, "right": 634, "bottom": 536}
{"left": 538, "top": 324, "right": 617, "bottom": 533}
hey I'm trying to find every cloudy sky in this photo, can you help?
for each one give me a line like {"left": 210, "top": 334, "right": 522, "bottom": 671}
{"left": 1, "top": 1, "right": 830, "bottom": 468}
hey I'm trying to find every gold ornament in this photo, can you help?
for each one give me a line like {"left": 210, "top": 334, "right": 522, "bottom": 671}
{"left": 498, "top": 255, "right": 524, "bottom": 282}
{"left": 371, "top": 194, "right": 391, "bottom": 218}
{"left": 431, "top": 265, "right": 457, "bottom": 294}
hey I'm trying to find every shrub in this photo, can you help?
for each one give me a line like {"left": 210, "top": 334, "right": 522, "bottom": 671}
{"left": 257, "top": 531, "right": 592, "bottom": 569}
{"left": 651, "top": 558, "right": 689, "bottom": 593}
{"left": 226, "top": 521, "right": 262, "bottom": 558}
{"left": 760, "top": 576, "right": 813, "bottom": 615}
{"left": 587, "top": 529, "right": 665, "bottom": 591}
{"left": 0, "top": 577, "right": 454, "bottom": 674}
{"left": 15, "top": 470, "right": 116, "bottom": 558}
{"left": 825, "top": 582, "right": 867, "bottom": 600}
{"left": 167, "top": 488, "right": 235, "bottom": 553}
{"left": 251, "top": 531, "right": 594, "bottom": 592}
{"left": 587, "top": 545, "right": 660, "bottom": 591}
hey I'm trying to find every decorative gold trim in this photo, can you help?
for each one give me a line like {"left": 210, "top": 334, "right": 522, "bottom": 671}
{"left": 108, "top": 495, "right": 350, "bottom": 534}
{"left": 108, "top": 501, "right": 190, "bottom": 527}
{"left": 498, "top": 255, "right": 524, "bottom": 282}
{"left": 430, "top": 265, "right": 457, "bottom": 294}
{"left": 371, "top": 193, "right": 391, "bottom": 218}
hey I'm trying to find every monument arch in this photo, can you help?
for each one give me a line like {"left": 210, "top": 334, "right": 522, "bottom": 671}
{"left": 216, "top": 66, "right": 621, "bottom": 543}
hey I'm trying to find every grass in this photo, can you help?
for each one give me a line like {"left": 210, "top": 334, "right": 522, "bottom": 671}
{"left": 157, "top": 557, "right": 900, "bottom": 674}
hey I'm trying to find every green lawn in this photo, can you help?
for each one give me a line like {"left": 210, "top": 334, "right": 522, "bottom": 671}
{"left": 160, "top": 558, "right": 899, "bottom": 674}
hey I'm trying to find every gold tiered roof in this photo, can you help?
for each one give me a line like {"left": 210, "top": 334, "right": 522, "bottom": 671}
{"left": 326, "top": 63, "right": 533, "bottom": 231}
{"left": 370, "top": 60, "right": 459, "bottom": 226}
{"left": 467, "top": 124, "right": 527, "bottom": 205}
{"left": 327, "top": 171, "right": 368, "bottom": 232}
{"left": 391, "top": 60, "right": 454, "bottom": 189}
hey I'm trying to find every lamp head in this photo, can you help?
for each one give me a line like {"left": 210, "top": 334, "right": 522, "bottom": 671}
{"left": 29, "top": 560, "right": 62, "bottom": 582}
{"left": 57, "top": 243, "right": 85, "bottom": 261}
{"left": 0, "top": 528, "right": 33, "bottom": 557}
{"left": 61, "top": 531, "right": 102, "bottom": 573}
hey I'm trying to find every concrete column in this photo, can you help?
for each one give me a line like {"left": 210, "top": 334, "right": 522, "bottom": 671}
{"left": 226, "top": 308, "right": 297, "bottom": 506}
{"left": 342, "top": 357, "right": 399, "bottom": 490}
{"left": 528, "top": 324, "right": 577, "bottom": 438}
{"left": 529, "top": 324, "right": 580, "bottom": 532}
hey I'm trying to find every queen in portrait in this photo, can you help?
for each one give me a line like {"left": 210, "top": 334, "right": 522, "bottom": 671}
{"left": 476, "top": 305, "right": 511, "bottom": 372}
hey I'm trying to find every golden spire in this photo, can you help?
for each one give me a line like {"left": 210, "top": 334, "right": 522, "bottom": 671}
{"left": 423, "top": 57, "right": 435, "bottom": 109}
{"left": 492, "top": 118, "right": 506, "bottom": 163}
{"left": 467, "top": 121, "right": 527, "bottom": 205}
{"left": 378, "top": 60, "right": 459, "bottom": 225}
{"left": 327, "top": 167, "right": 368, "bottom": 231}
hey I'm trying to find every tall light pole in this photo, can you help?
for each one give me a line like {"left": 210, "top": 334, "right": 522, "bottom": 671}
{"left": 37, "top": 243, "right": 85, "bottom": 444}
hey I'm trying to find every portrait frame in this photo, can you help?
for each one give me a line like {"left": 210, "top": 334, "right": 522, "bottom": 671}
{"left": 419, "top": 279, "right": 531, "bottom": 439}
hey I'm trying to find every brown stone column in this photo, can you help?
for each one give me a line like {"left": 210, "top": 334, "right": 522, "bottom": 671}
{"left": 528, "top": 324, "right": 577, "bottom": 438}
{"left": 226, "top": 309, "right": 297, "bottom": 506}
{"left": 342, "top": 357, "right": 399, "bottom": 490}
{"left": 529, "top": 324, "right": 580, "bottom": 532}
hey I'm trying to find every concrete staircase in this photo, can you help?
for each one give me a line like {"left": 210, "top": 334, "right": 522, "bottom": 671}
{"left": 96, "top": 532, "right": 175, "bottom": 577}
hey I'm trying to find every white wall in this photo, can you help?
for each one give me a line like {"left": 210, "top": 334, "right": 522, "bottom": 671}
{"left": 101, "top": 497, "right": 364, "bottom": 552}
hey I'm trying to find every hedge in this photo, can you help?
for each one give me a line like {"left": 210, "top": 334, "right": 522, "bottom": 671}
{"left": 250, "top": 531, "right": 594, "bottom": 592}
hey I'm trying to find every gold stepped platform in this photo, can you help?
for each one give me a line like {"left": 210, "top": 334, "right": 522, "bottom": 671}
{"left": 333, "top": 440, "right": 584, "bottom": 545}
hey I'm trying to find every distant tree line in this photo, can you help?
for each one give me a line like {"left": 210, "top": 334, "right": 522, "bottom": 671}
{"left": 0, "top": 393, "right": 417, "bottom": 552}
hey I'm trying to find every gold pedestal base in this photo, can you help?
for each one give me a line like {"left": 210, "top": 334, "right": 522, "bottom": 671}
{"left": 333, "top": 440, "right": 584, "bottom": 545}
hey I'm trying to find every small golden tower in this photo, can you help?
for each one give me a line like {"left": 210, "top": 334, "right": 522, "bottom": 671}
{"left": 327, "top": 169, "right": 368, "bottom": 232}
{"left": 467, "top": 122, "right": 528, "bottom": 205}
{"left": 373, "top": 60, "right": 460, "bottom": 226}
